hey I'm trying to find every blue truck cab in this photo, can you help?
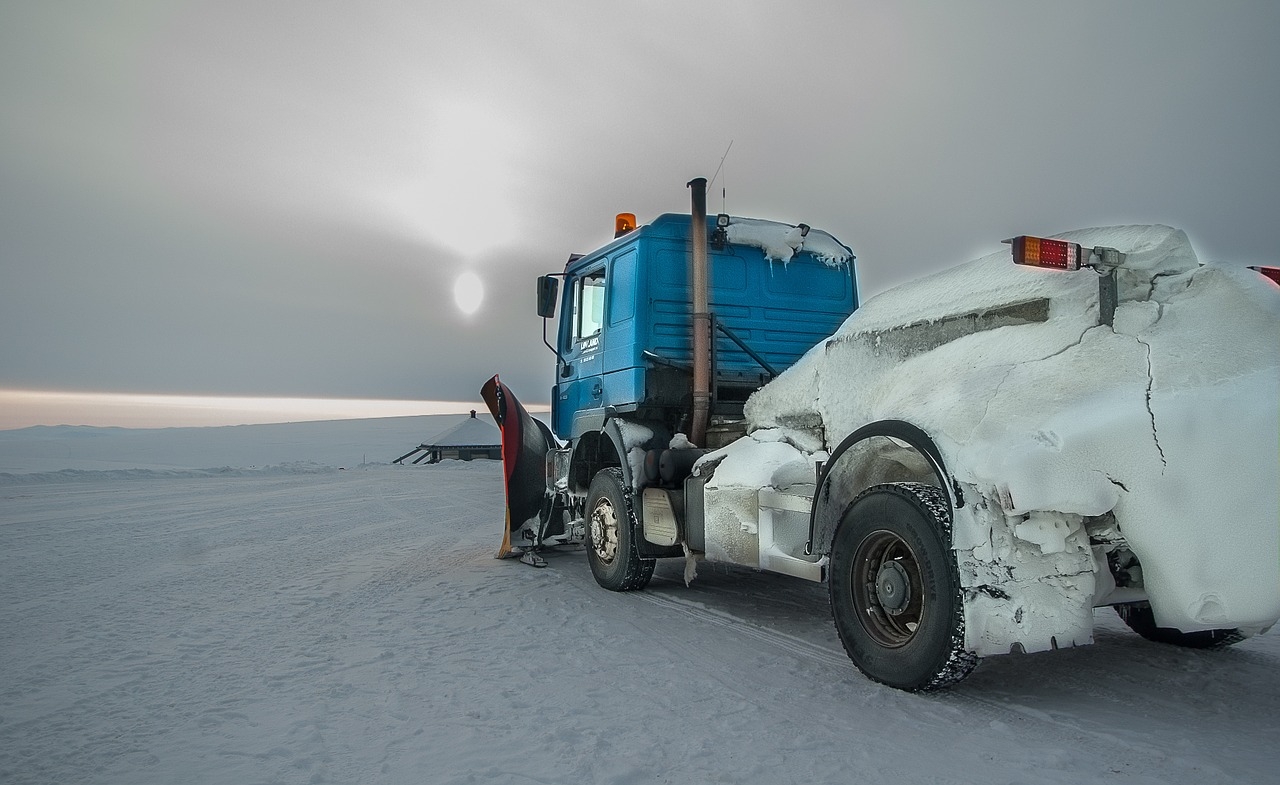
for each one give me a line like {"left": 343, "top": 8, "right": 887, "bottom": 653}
{"left": 547, "top": 212, "right": 858, "bottom": 443}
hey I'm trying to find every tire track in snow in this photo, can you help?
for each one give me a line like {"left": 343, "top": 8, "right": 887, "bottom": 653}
{"left": 541, "top": 543, "right": 853, "bottom": 677}
{"left": 927, "top": 621, "right": 1280, "bottom": 784}
{"left": 632, "top": 589, "right": 852, "bottom": 670}
{"left": 582, "top": 556, "right": 1272, "bottom": 782}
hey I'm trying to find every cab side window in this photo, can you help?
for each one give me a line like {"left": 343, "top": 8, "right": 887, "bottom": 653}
{"left": 572, "top": 269, "right": 606, "bottom": 343}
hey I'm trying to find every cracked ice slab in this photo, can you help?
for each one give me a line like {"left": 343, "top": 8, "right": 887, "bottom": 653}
{"left": 744, "top": 225, "right": 1280, "bottom": 635}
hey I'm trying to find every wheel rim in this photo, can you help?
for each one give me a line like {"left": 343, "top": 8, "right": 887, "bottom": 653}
{"left": 851, "top": 529, "right": 925, "bottom": 648}
{"left": 589, "top": 497, "right": 619, "bottom": 564}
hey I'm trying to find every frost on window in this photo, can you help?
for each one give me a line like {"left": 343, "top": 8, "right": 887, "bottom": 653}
{"left": 573, "top": 270, "right": 606, "bottom": 342}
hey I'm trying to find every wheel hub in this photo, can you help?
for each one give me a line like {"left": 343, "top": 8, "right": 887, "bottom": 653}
{"left": 590, "top": 499, "right": 618, "bottom": 564}
{"left": 876, "top": 560, "right": 911, "bottom": 615}
{"left": 851, "top": 529, "right": 925, "bottom": 648}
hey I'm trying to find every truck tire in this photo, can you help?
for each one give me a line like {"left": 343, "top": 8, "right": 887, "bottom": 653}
{"left": 1114, "top": 602, "right": 1245, "bottom": 649}
{"left": 585, "top": 467, "right": 655, "bottom": 591}
{"left": 829, "top": 483, "right": 976, "bottom": 691}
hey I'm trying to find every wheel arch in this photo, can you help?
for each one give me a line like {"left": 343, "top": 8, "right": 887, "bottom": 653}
{"left": 809, "top": 419, "right": 961, "bottom": 557}
{"left": 569, "top": 415, "right": 674, "bottom": 495}
{"left": 568, "top": 427, "right": 623, "bottom": 495}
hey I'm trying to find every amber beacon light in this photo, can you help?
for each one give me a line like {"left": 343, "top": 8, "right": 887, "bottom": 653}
{"left": 614, "top": 213, "right": 637, "bottom": 238}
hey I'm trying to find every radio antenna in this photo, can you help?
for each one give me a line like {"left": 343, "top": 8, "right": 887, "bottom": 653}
{"left": 707, "top": 140, "right": 733, "bottom": 213}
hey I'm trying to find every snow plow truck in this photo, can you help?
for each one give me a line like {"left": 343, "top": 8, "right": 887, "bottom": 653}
{"left": 482, "top": 178, "right": 1280, "bottom": 691}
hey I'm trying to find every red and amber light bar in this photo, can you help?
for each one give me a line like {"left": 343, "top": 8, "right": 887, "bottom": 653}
{"left": 1007, "top": 235, "right": 1083, "bottom": 271}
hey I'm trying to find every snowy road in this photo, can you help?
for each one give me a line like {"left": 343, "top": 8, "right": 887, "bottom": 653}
{"left": 2, "top": 461, "right": 1277, "bottom": 784}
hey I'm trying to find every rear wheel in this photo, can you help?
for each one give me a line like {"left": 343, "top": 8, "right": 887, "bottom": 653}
{"left": 1115, "top": 602, "right": 1245, "bottom": 649}
{"left": 585, "top": 468, "right": 655, "bottom": 591}
{"left": 829, "top": 483, "right": 976, "bottom": 691}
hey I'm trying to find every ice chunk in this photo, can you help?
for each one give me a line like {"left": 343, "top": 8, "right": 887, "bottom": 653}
{"left": 1014, "top": 513, "right": 1079, "bottom": 555}
{"left": 725, "top": 218, "right": 853, "bottom": 266}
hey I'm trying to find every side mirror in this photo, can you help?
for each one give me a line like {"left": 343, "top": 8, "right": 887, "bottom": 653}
{"left": 536, "top": 275, "right": 559, "bottom": 318}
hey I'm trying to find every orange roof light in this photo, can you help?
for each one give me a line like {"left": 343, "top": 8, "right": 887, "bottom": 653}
{"left": 615, "top": 213, "right": 637, "bottom": 238}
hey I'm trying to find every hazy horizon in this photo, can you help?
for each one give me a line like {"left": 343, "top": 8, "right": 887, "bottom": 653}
{"left": 0, "top": 388, "right": 539, "bottom": 431}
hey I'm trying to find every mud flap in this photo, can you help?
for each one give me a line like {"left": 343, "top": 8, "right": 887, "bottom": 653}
{"left": 480, "top": 375, "right": 555, "bottom": 559}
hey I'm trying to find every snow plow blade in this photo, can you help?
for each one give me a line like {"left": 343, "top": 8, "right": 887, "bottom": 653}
{"left": 480, "top": 375, "right": 555, "bottom": 559}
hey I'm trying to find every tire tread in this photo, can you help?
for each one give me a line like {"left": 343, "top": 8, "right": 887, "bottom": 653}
{"left": 587, "top": 468, "right": 654, "bottom": 592}
{"left": 830, "top": 482, "right": 976, "bottom": 691}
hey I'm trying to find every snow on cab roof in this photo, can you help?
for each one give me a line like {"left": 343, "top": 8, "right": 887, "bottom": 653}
{"left": 631, "top": 213, "right": 854, "bottom": 268}
{"left": 721, "top": 217, "right": 854, "bottom": 267}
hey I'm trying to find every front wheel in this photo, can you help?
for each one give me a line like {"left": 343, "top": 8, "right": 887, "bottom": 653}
{"left": 585, "top": 468, "right": 655, "bottom": 591}
{"left": 829, "top": 483, "right": 976, "bottom": 691}
{"left": 1115, "top": 603, "right": 1245, "bottom": 649}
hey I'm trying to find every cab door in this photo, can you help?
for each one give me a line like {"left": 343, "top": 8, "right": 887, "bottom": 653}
{"left": 552, "top": 266, "right": 606, "bottom": 437}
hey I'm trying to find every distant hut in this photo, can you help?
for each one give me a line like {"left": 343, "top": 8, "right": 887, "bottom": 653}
{"left": 393, "top": 410, "right": 501, "bottom": 465}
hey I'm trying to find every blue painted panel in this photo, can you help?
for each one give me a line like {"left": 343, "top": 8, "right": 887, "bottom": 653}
{"left": 602, "top": 366, "right": 645, "bottom": 410}
{"left": 553, "top": 213, "right": 858, "bottom": 439}
{"left": 609, "top": 249, "right": 637, "bottom": 325}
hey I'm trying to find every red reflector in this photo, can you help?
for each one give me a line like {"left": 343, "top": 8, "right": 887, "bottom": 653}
{"left": 1009, "top": 236, "right": 1082, "bottom": 271}
{"left": 1248, "top": 265, "right": 1280, "bottom": 286}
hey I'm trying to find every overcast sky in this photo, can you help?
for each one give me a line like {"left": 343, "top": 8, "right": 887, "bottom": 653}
{"left": 2, "top": 1, "right": 1278, "bottom": 412}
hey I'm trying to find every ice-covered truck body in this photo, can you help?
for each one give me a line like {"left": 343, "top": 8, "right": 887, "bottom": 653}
{"left": 483, "top": 180, "right": 1280, "bottom": 691}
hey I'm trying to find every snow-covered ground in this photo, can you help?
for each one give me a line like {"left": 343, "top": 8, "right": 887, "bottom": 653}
{"left": 1, "top": 417, "right": 1277, "bottom": 784}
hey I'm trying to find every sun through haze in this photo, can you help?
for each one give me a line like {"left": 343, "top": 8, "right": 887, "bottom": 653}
{"left": 1, "top": 2, "right": 1278, "bottom": 427}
